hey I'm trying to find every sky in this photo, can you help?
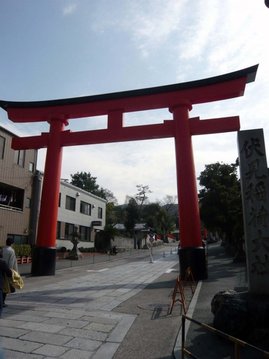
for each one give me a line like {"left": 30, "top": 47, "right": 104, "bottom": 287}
{"left": 0, "top": 0, "right": 269, "bottom": 204}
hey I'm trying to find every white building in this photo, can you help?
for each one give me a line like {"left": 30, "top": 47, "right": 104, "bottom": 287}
{"left": 56, "top": 179, "right": 106, "bottom": 246}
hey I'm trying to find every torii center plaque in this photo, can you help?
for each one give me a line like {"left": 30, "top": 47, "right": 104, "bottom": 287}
{"left": 0, "top": 65, "right": 258, "bottom": 278}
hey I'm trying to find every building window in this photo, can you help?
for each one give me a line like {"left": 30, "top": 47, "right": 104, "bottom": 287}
{"left": 57, "top": 221, "right": 61, "bottom": 239}
{"left": 98, "top": 207, "right": 103, "bottom": 219}
{"left": 58, "top": 193, "right": 61, "bottom": 207}
{"left": 0, "top": 182, "right": 24, "bottom": 211}
{"left": 79, "top": 226, "right": 90, "bottom": 241}
{"left": 65, "top": 195, "right": 76, "bottom": 211}
{"left": 0, "top": 136, "right": 5, "bottom": 159}
{"left": 29, "top": 162, "right": 35, "bottom": 172}
{"left": 80, "top": 201, "right": 91, "bottom": 216}
{"left": 7, "top": 234, "right": 28, "bottom": 245}
{"left": 14, "top": 150, "right": 25, "bottom": 167}
{"left": 65, "top": 223, "right": 75, "bottom": 240}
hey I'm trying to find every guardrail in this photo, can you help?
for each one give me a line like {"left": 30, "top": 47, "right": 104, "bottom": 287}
{"left": 181, "top": 314, "right": 269, "bottom": 359}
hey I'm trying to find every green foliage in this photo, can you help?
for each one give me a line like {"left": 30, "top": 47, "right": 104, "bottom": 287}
{"left": 70, "top": 171, "right": 118, "bottom": 204}
{"left": 94, "top": 224, "right": 118, "bottom": 252}
{"left": 124, "top": 198, "right": 139, "bottom": 236}
{"left": 112, "top": 188, "right": 177, "bottom": 239}
{"left": 102, "top": 189, "right": 118, "bottom": 205}
{"left": 70, "top": 171, "right": 106, "bottom": 198}
{"left": 13, "top": 244, "right": 32, "bottom": 257}
{"left": 198, "top": 161, "right": 244, "bottom": 254}
{"left": 70, "top": 171, "right": 119, "bottom": 228}
{"left": 142, "top": 203, "right": 176, "bottom": 239}
{"left": 106, "top": 202, "right": 118, "bottom": 226}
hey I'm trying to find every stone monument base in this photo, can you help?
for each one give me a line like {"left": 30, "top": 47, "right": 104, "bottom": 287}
{"left": 211, "top": 290, "right": 269, "bottom": 351}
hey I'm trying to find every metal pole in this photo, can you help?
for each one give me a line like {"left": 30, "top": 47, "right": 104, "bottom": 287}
{"left": 182, "top": 315, "right": 186, "bottom": 359}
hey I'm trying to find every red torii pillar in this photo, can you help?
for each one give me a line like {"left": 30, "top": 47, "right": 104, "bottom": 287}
{"left": 0, "top": 65, "right": 258, "bottom": 278}
{"left": 32, "top": 119, "right": 68, "bottom": 273}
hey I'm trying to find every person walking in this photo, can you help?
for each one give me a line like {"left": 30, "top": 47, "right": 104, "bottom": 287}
{"left": 0, "top": 256, "right": 12, "bottom": 317}
{"left": 1, "top": 237, "right": 18, "bottom": 306}
{"left": 2, "top": 237, "right": 18, "bottom": 273}
{"left": 146, "top": 231, "right": 155, "bottom": 263}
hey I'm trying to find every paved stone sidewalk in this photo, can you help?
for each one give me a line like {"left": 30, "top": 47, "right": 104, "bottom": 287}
{"left": 0, "top": 253, "right": 178, "bottom": 358}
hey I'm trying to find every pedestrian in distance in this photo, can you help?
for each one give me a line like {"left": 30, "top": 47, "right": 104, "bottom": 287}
{"left": 1, "top": 237, "right": 18, "bottom": 306}
{"left": 0, "top": 256, "right": 12, "bottom": 317}
{"left": 146, "top": 231, "right": 155, "bottom": 263}
{"left": 2, "top": 237, "right": 18, "bottom": 273}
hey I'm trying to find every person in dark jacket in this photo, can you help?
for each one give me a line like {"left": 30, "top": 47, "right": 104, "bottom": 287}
{"left": 0, "top": 257, "right": 12, "bottom": 317}
{"left": 2, "top": 237, "right": 18, "bottom": 306}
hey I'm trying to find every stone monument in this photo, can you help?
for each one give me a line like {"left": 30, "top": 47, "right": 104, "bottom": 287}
{"left": 211, "top": 129, "right": 269, "bottom": 349}
{"left": 238, "top": 128, "right": 269, "bottom": 294}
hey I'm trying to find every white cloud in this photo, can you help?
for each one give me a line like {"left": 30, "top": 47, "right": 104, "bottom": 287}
{"left": 91, "top": 0, "right": 187, "bottom": 58}
{"left": 63, "top": 3, "right": 77, "bottom": 16}
{"left": 128, "top": 0, "right": 186, "bottom": 57}
{"left": 177, "top": 3, "right": 219, "bottom": 62}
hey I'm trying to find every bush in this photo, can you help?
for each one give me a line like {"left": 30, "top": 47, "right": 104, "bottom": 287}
{"left": 13, "top": 244, "right": 32, "bottom": 257}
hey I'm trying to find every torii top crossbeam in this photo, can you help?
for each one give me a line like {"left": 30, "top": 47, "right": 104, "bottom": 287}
{"left": 0, "top": 65, "right": 258, "bottom": 278}
{"left": 0, "top": 65, "right": 257, "bottom": 122}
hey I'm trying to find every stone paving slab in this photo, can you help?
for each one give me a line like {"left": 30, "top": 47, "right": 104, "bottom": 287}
{"left": 33, "top": 344, "right": 68, "bottom": 357}
{"left": 0, "top": 337, "right": 43, "bottom": 353}
{"left": 0, "top": 250, "right": 178, "bottom": 358}
{"left": 4, "top": 350, "right": 44, "bottom": 359}
{"left": 19, "top": 332, "right": 73, "bottom": 346}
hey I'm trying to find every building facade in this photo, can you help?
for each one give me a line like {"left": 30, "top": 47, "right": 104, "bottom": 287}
{"left": 57, "top": 180, "right": 106, "bottom": 244}
{"left": 0, "top": 125, "right": 106, "bottom": 247}
{"left": 0, "top": 126, "right": 37, "bottom": 246}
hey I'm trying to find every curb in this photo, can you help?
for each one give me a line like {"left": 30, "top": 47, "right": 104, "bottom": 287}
{"left": 173, "top": 280, "right": 203, "bottom": 359}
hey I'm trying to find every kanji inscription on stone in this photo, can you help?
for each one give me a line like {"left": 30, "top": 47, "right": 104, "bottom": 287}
{"left": 238, "top": 129, "right": 269, "bottom": 294}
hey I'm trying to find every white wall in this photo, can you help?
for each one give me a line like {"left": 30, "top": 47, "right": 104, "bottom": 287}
{"left": 58, "top": 181, "right": 106, "bottom": 230}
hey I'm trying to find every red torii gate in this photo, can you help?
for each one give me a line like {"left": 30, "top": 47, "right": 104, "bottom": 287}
{"left": 0, "top": 65, "right": 258, "bottom": 279}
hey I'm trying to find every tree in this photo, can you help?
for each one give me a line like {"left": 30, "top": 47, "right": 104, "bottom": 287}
{"left": 102, "top": 189, "right": 118, "bottom": 205}
{"left": 103, "top": 190, "right": 118, "bottom": 226}
{"left": 160, "top": 195, "right": 179, "bottom": 229}
{"left": 135, "top": 184, "right": 151, "bottom": 209}
{"left": 142, "top": 202, "right": 176, "bottom": 241}
{"left": 70, "top": 172, "right": 118, "bottom": 204}
{"left": 70, "top": 171, "right": 119, "bottom": 228}
{"left": 198, "top": 161, "right": 244, "bottom": 258}
{"left": 156, "top": 206, "right": 176, "bottom": 241}
{"left": 94, "top": 224, "right": 118, "bottom": 252}
{"left": 70, "top": 171, "right": 106, "bottom": 199}
{"left": 124, "top": 198, "right": 139, "bottom": 236}
{"left": 70, "top": 171, "right": 117, "bottom": 202}
{"left": 160, "top": 195, "right": 178, "bottom": 209}
{"left": 135, "top": 184, "right": 152, "bottom": 222}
